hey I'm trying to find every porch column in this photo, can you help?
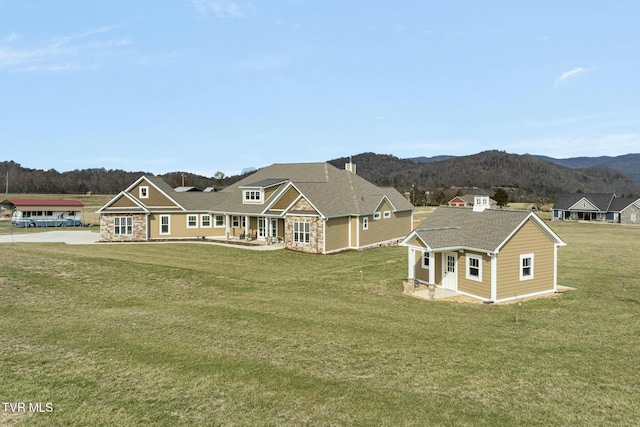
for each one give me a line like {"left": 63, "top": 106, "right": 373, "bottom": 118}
{"left": 407, "top": 247, "right": 414, "bottom": 279}
{"left": 244, "top": 216, "right": 249, "bottom": 236}
{"left": 428, "top": 251, "right": 435, "bottom": 284}
{"left": 490, "top": 253, "right": 498, "bottom": 301}
{"left": 553, "top": 245, "right": 558, "bottom": 291}
{"left": 225, "top": 214, "right": 230, "bottom": 238}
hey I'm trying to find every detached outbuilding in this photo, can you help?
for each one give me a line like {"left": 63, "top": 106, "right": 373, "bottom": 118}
{"left": 402, "top": 205, "right": 566, "bottom": 303}
{"left": 1, "top": 198, "right": 84, "bottom": 227}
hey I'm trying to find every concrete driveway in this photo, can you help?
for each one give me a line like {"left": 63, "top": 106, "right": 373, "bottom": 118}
{"left": 0, "top": 230, "right": 100, "bottom": 244}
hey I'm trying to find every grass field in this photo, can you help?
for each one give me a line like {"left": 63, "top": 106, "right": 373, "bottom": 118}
{"left": 1, "top": 221, "right": 639, "bottom": 426}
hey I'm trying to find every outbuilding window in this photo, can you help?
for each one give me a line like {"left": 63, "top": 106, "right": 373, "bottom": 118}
{"left": 520, "top": 254, "right": 534, "bottom": 280}
{"left": 466, "top": 254, "right": 482, "bottom": 282}
{"left": 421, "top": 251, "right": 430, "bottom": 269}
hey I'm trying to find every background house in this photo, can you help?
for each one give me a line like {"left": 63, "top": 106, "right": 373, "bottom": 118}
{"left": 552, "top": 193, "right": 640, "bottom": 224}
{"left": 98, "top": 162, "right": 414, "bottom": 254}
{"left": 402, "top": 206, "right": 566, "bottom": 303}
{"left": 447, "top": 191, "right": 498, "bottom": 209}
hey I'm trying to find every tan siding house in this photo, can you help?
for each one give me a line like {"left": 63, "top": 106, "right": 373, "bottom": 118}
{"left": 98, "top": 162, "right": 414, "bottom": 254}
{"left": 402, "top": 206, "right": 566, "bottom": 303}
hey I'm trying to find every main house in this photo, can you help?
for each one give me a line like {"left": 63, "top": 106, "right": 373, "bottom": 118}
{"left": 552, "top": 193, "right": 640, "bottom": 224}
{"left": 401, "top": 202, "right": 566, "bottom": 303}
{"left": 98, "top": 162, "right": 414, "bottom": 254}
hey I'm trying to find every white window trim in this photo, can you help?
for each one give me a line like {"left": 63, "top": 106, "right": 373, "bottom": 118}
{"left": 159, "top": 215, "right": 170, "bottom": 235}
{"left": 383, "top": 210, "right": 391, "bottom": 219}
{"left": 293, "top": 221, "right": 310, "bottom": 244}
{"left": 139, "top": 186, "right": 149, "bottom": 199}
{"left": 243, "top": 189, "right": 263, "bottom": 204}
{"left": 421, "top": 251, "right": 430, "bottom": 269}
{"left": 186, "top": 214, "right": 198, "bottom": 229}
{"left": 466, "top": 254, "right": 483, "bottom": 282}
{"left": 362, "top": 217, "right": 369, "bottom": 230}
{"left": 520, "top": 254, "right": 534, "bottom": 281}
{"left": 214, "top": 214, "right": 225, "bottom": 228}
{"left": 200, "top": 214, "right": 212, "bottom": 228}
{"left": 114, "top": 216, "right": 133, "bottom": 236}
{"left": 373, "top": 212, "right": 381, "bottom": 220}
{"left": 231, "top": 215, "right": 240, "bottom": 228}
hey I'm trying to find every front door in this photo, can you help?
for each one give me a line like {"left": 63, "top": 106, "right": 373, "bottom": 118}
{"left": 441, "top": 252, "right": 458, "bottom": 290}
{"left": 257, "top": 218, "right": 266, "bottom": 238}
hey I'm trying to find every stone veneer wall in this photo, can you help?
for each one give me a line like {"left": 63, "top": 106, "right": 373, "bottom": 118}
{"left": 621, "top": 204, "right": 640, "bottom": 224}
{"left": 100, "top": 213, "right": 147, "bottom": 242}
{"left": 285, "top": 198, "right": 323, "bottom": 253}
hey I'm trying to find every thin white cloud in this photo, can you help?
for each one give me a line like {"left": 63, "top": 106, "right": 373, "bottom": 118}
{"left": 190, "top": 0, "right": 243, "bottom": 18}
{"left": 0, "top": 27, "right": 132, "bottom": 72}
{"left": 554, "top": 67, "right": 590, "bottom": 87}
{"left": 3, "top": 32, "right": 17, "bottom": 42}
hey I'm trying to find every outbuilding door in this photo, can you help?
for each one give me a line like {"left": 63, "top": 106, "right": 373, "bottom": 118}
{"left": 442, "top": 252, "right": 458, "bottom": 290}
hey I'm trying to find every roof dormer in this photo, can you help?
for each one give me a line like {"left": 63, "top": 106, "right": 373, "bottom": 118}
{"left": 239, "top": 178, "right": 288, "bottom": 204}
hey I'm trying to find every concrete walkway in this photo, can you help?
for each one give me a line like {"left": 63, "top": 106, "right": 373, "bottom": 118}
{"left": 0, "top": 230, "right": 100, "bottom": 244}
{"left": 0, "top": 230, "right": 285, "bottom": 250}
{"left": 413, "top": 287, "right": 459, "bottom": 300}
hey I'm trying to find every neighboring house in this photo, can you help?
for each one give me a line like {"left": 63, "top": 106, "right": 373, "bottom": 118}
{"left": 174, "top": 186, "right": 201, "bottom": 192}
{"left": 447, "top": 191, "right": 498, "bottom": 209}
{"left": 607, "top": 197, "right": 640, "bottom": 224}
{"left": 402, "top": 206, "right": 566, "bottom": 303}
{"left": 552, "top": 193, "right": 640, "bottom": 224}
{"left": 98, "top": 162, "right": 414, "bottom": 254}
{"left": 1, "top": 198, "right": 84, "bottom": 227}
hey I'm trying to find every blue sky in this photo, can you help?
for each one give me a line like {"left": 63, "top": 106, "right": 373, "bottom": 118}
{"left": 2, "top": 1, "right": 640, "bottom": 177}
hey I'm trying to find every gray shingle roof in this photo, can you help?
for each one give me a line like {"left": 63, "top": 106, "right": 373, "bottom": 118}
{"left": 138, "top": 163, "right": 414, "bottom": 217}
{"left": 609, "top": 197, "right": 639, "bottom": 212}
{"left": 552, "top": 193, "right": 615, "bottom": 211}
{"left": 411, "top": 206, "right": 534, "bottom": 252}
{"left": 219, "top": 162, "right": 414, "bottom": 217}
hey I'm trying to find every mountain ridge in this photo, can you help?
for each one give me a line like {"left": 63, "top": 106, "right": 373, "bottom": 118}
{"left": 2, "top": 150, "right": 639, "bottom": 203}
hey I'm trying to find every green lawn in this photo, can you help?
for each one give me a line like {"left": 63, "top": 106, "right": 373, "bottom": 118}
{"left": 1, "top": 221, "right": 639, "bottom": 426}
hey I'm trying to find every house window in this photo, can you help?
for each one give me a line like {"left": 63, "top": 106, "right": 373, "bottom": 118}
{"left": 214, "top": 215, "right": 225, "bottom": 228}
{"left": 383, "top": 210, "right": 391, "bottom": 219}
{"left": 232, "top": 215, "right": 240, "bottom": 228}
{"left": 520, "top": 254, "right": 534, "bottom": 280}
{"left": 114, "top": 216, "right": 133, "bottom": 235}
{"left": 373, "top": 212, "right": 381, "bottom": 220}
{"left": 293, "top": 221, "right": 310, "bottom": 243}
{"left": 243, "top": 190, "right": 263, "bottom": 203}
{"left": 160, "top": 215, "right": 170, "bottom": 235}
{"left": 201, "top": 214, "right": 212, "bottom": 228}
{"left": 466, "top": 254, "right": 482, "bottom": 282}
{"left": 139, "top": 186, "right": 149, "bottom": 199}
{"left": 421, "top": 251, "right": 430, "bottom": 269}
{"left": 362, "top": 217, "right": 369, "bottom": 230}
{"left": 187, "top": 214, "right": 198, "bottom": 228}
